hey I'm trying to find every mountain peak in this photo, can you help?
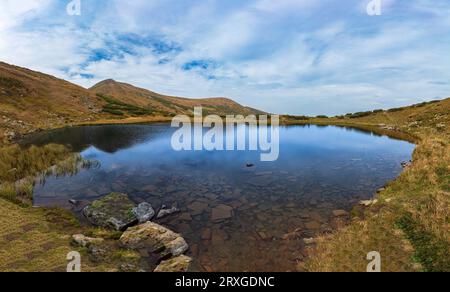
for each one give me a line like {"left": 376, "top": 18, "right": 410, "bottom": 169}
{"left": 91, "top": 79, "right": 118, "bottom": 88}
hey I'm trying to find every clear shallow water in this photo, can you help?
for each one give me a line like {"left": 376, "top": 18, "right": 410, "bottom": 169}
{"left": 25, "top": 124, "right": 415, "bottom": 271}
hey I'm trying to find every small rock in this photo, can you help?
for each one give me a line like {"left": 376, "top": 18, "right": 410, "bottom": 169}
{"left": 119, "top": 263, "right": 143, "bottom": 273}
{"left": 5, "top": 131, "right": 16, "bottom": 140}
{"left": 178, "top": 213, "right": 193, "bottom": 222}
{"left": 187, "top": 201, "right": 208, "bottom": 216}
{"left": 257, "top": 231, "right": 270, "bottom": 240}
{"left": 211, "top": 204, "right": 234, "bottom": 222}
{"left": 305, "top": 221, "right": 321, "bottom": 230}
{"left": 303, "top": 238, "right": 316, "bottom": 245}
{"left": 88, "top": 245, "right": 109, "bottom": 263}
{"left": 332, "top": 210, "right": 349, "bottom": 217}
{"left": 246, "top": 163, "right": 255, "bottom": 168}
{"left": 154, "top": 255, "right": 192, "bottom": 272}
{"left": 330, "top": 217, "right": 348, "bottom": 230}
{"left": 401, "top": 161, "right": 412, "bottom": 168}
{"left": 282, "top": 229, "right": 303, "bottom": 241}
{"left": 132, "top": 202, "right": 155, "bottom": 223}
{"left": 359, "top": 199, "right": 378, "bottom": 207}
{"left": 157, "top": 205, "right": 180, "bottom": 219}
{"left": 298, "top": 211, "right": 310, "bottom": 219}
{"left": 201, "top": 228, "right": 212, "bottom": 240}
{"left": 72, "top": 234, "right": 104, "bottom": 247}
{"left": 69, "top": 199, "right": 80, "bottom": 206}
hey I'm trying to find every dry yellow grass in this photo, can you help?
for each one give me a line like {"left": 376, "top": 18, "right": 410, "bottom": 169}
{"left": 0, "top": 198, "right": 112, "bottom": 272}
{"left": 300, "top": 99, "right": 449, "bottom": 272}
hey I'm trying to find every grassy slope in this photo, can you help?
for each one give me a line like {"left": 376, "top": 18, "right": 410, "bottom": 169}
{"left": 90, "top": 79, "right": 265, "bottom": 117}
{"left": 0, "top": 198, "right": 122, "bottom": 272}
{"left": 0, "top": 62, "right": 105, "bottom": 141}
{"left": 288, "top": 98, "right": 450, "bottom": 272}
{"left": 0, "top": 62, "right": 264, "bottom": 144}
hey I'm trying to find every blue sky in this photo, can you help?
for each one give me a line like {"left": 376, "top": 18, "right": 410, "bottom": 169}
{"left": 0, "top": 0, "right": 449, "bottom": 115}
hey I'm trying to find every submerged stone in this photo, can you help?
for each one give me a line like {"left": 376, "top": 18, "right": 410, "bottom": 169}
{"left": 211, "top": 204, "right": 233, "bottom": 222}
{"left": 157, "top": 205, "right": 181, "bottom": 219}
{"left": 83, "top": 193, "right": 138, "bottom": 231}
{"left": 305, "top": 221, "right": 321, "bottom": 230}
{"left": 187, "top": 201, "right": 209, "bottom": 216}
{"left": 332, "top": 210, "right": 349, "bottom": 217}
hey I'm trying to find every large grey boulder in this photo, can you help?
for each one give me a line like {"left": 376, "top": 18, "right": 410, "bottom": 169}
{"left": 132, "top": 202, "right": 155, "bottom": 223}
{"left": 83, "top": 193, "right": 138, "bottom": 231}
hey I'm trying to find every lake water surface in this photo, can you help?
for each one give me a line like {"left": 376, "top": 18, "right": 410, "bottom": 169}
{"left": 25, "top": 124, "right": 415, "bottom": 271}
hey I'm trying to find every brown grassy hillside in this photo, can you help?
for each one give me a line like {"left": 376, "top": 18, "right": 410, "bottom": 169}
{"left": 90, "top": 79, "right": 265, "bottom": 117}
{"left": 284, "top": 98, "right": 449, "bottom": 272}
{"left": 0, "top": 62, "right": 264, "bottom": 143}
{"left": 0, "top": 62, "right": 105, "bottom": 141}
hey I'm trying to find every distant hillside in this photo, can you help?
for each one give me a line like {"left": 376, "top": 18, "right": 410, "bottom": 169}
{"left": 90, "top": 79, "right": 265, "bottom": 117}
{"left": 283, "top": 98, "right": 449, "bottom": 135}
{"left": 0, "top": 62, "right": 264, "bottom": 143}
{"left": 0, "top": 62, "right": 104, "bottom": 139}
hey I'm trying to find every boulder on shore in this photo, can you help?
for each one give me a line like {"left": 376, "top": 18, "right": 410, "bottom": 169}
{"left": 120, "top": 221, "right": 189, "bottom": 257}
{"left": 154, "top": 255, "right": 192, "bottom": 272}
{"left": 72, "top": 234, "right": 104, "bottom": 247}
{"left": 132, "top": 202, "right": 155, "bottom": 223}
{"left": 83, "top": 193, "right": 138, "bottom": 231}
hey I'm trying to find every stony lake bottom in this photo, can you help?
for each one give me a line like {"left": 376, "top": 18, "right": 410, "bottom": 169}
{"left": 24, "top": 124, "right": 415, "bottom": 272}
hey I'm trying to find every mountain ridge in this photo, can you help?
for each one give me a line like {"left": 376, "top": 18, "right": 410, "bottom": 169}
{"left": 89, "top": 78, "right": 266, "bottom": 116}
{"left": 0, "top": 61, "right": 264, "bottom": 142}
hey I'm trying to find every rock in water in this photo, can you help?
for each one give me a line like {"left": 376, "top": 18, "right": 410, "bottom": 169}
{"left": 303, "top": 238, "right": 316, "bottom": 245}
{"left": 120, "top": 222, "right": 189, "bottom": 257}
{"left": 154, "top": 255, "right": 192, "bottom": 272}
{"left": 332, "top": 210, "right": 349, "bottom": 217}
{"left": 83, "top": 193, "right": 138, "bottom": 231}
{"left": 157, "top": 205, "right": 180, "bottom": 219}
{"left": 69, "top": 199, "right": 80, "bottom": 206}
{"left": 132, "top": 202, "right": 155, "bottom": 223}
{"left": 211, "top": 204, "right": 234, "bottom": 222}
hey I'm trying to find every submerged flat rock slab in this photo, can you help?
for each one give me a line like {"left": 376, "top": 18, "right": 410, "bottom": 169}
{"left": 120, "top": 221, "right": 189, "bottom": 257}
{"left": 83, "top": 193, "right": 138, "bottom": 231}
{"left": 211, "top": 204, "right": 234, "bottom": 222}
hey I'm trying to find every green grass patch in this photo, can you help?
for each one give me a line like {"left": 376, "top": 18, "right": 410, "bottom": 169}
{"left": 97, "top": 93, "right": 154, "bottom": 117}
{"left": 396, "top": 214, "right": 450, "bottom": 272}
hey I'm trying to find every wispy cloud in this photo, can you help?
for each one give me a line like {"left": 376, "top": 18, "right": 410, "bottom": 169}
{"left": 0, "top": 0, "right": 449, "bottom": 115}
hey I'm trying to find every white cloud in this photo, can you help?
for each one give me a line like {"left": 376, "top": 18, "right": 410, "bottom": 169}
{"left": 0, "top": 0, "right": 449, "bottom": 115}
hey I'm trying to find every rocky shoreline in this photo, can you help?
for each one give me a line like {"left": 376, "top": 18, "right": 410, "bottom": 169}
{"left": 72, "top": 193, "right": 192, "bottom": 272}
